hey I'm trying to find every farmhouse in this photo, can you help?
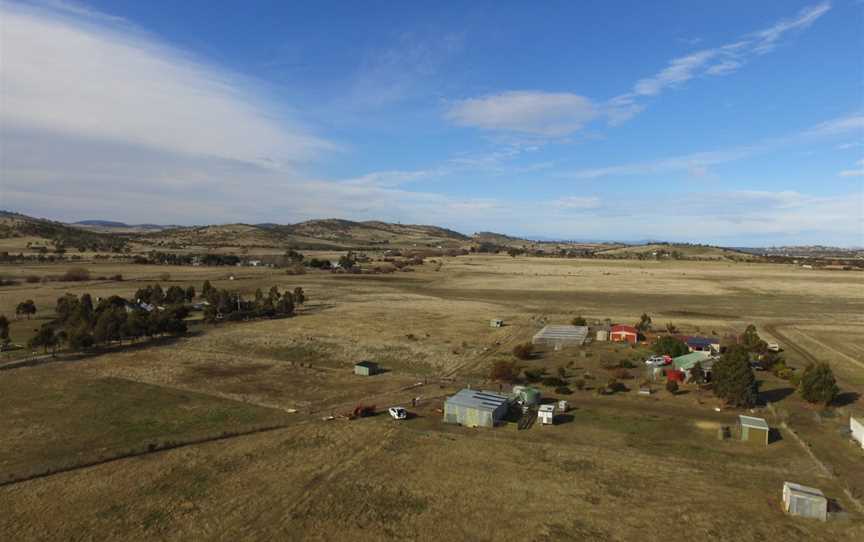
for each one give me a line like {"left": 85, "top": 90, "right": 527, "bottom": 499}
{"left": 782, "top": 482, "right": 828, "bottom": 521}
{"left": 532, "top": 325, "right": 588, "bottom": 349}
{"left": 353, "top": 360, "right": 379, "bottom": 376}
{"left": 672, "top": 351, "right": 714, "bottom": 381}
{"left": 443, "top": 389, "right": 510, "bottom": 428}
{"left": 683, "top": 336, "right": 720, "bottom": 353}
{"left": 610, "top": 324, "right": 638, "bottom": 344}
{"left": 738, "top": 415, "right": 770, "bottom": 446}
{"left": 851, "top": 416, "right": 864, "bottom": 449}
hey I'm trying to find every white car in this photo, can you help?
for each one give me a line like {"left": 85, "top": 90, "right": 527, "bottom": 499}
{"left": 645, "top": 356, "right": 666, "bottom": 366}
{"left": 388, "top": 407, "right": 408, "bottom": 420}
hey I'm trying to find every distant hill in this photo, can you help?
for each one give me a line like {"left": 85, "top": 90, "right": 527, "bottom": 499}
{"left": 594, "top": 243, "right": 760, "bottom": 261}
{"left": 0, "top": 211, "right": 127, "bottom": 252}
{"left": 72, "top": 220, "right": 173, "bottom": 233}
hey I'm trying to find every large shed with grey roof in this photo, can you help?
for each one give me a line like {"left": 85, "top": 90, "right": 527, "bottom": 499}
{"left": 532, "top": 325, "right": 588, "bottom": 349}
{"left": 783, "top": 482, "right": 828, "bottom": 521}
{"left": 443, "top": 389, "right": 510, "bottom": 428}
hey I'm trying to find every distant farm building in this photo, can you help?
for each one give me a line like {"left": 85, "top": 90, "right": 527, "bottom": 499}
{"left": 595, "top": 329, "right": 609, "bottom": 342}
{"left": 782, "top": 482, "right": 828, "bottom": 521}
{"left": 738, "top": 415, "right": 770, "bottom": 446}
{"left": 532, "top": 325, "right": 588, "bottom": 349}
{"left": 610, "top": 324, "right": 638, "bottom": 344}
{"left": 353, "top": 360, "right": 380, "bottom": 376}
{"left": 683, "top": 336, "right": 720, "bottom": 353}
{"left": 490, "top": 318, "right": 504, "bottom": 328}
{"left": 851, "top": 416, "right": 864, "bottom": 449}
{"left": 443, "top": 389, "right": 510, "bottom": 428}
{"left": 538, "top": 404, "right": 556, "bottom": 425}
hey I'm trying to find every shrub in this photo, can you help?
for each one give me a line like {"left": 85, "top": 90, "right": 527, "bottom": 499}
{"left": 571, "top": 315, "right": 587, "bottom": 326}
{"left": 542, "top": 376, "right": 567, "bottom": 387}
{"left": 620, "top": 359, "right": 636, "bottom": 369}
{"left": 61, "top": 267, "right": 90, "bottom": 281}
{"left": 490, "top": 360, "right": 517, "bottom": 382}
{"left": 653, "top": 336, "right": 689, "bottom": 357}
{"left": 614, "top": 368, "right": 632, "bottom": 380}
{"left": 159, "top": 272, "right": 171, "bottom": 282}
{"left": 25, "top": 275, "right": 40, "bottom": 283}
{"left": 524, "top": 368, "right": 545, "bottom": 383}
{"left": 666, "top": 380, "right": 679, "bottom": 395}
{"left": 555, "top": 386, "right": 573, "bottom": 395}
{"left": 606, "top": 377, "right": 625, "bottom": 393}
{"left": 110, "top": 274, "right": 123, "bottom": 281}
{"left": 573, "top": 379, "right": 586, "bottom": 390}
{"left": 799, "top": 362, "right": 839, "bottom": 406}
{"left": 513, "top": 342, "right": 534, "bottom": 360}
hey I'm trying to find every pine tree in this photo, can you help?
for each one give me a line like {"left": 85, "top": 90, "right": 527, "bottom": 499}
{"left": 799, "top": 363, "right": 839, "bottom": 406}
{"left": 293, "top": 287, "right": 305, "bottom": 305}
{"left": 712, "top": 346, "right": 758, "bottom": 407}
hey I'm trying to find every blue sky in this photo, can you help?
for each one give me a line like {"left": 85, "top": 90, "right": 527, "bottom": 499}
{"left": 1, "top": 0, "right": 862, "bottom": 245}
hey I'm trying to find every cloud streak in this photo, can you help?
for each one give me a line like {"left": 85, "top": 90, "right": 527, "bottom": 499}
{"left": 445, "top": 91, "right": 597, "bottom": 136}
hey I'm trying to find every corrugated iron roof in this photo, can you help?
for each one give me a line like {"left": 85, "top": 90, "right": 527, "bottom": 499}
{"left": 672, "top": 351, "right": 712, "bottom": 370}
{"left": 532, "top": 325, "right": 588, "bottom": 343}
{"left": 739, "top": 415, "right": 769, "bottom": 430}
{"left": 784, "top": 481, "right": 825, "bottom": 498}
{"left": 445, "top": 389, "right": 509, "bottom": 412}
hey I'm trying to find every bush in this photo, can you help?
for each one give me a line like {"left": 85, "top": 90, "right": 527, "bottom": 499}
{"left": 606, "top": 378, "right": 626, "bottom": 393}
{"left": 490, "top": 360, "right": 517, "bottom": 382}
{"left": 25, "top": 275, "right": 40, "bottom": 283}
{"left": 620, "top": 360, "right": 636, "bottom": 369}
{"left": 666, "top": 380, "right": 679, "bottom": 395}
{"left": 614, "top": 368, "right": 633, "bottom": 380}
{"left": 61, "top": 267, "right": 90, "bottom": 281}
{"left": 573, "top": 379, "right": 586, "bottom": 390}
{"left": 799, "top": 362, "right": 839, "bottom": 406}
{"left": 524, "top": 368, "right": 545, "bottom": 383}
{"left": 653, "top": 336, "right": 689, "bottom": 357}
{"left": 571, "top": 315, "right": 587, "bottom": 326}
{"left": 110, "top": 274, "right": 123, "bottom": 281}
{"left": 555, "top": 386, "right": 573, "bottom": 395}
{"left": 159, "top": 272, "right": 171, "bottom": 282}
{"left": 513, "top": 342, "right": 534, "bottom": 360}
{"left": 542, "top": 376, "right": 567, "bottom": 387}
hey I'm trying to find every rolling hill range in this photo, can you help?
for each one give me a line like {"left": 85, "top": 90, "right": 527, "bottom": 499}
{"left": 593, "top": 242, "right": 761, "bottom": 261}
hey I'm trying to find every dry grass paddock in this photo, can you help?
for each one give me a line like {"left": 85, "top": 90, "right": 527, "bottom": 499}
{"left": 0, "top": 254, "right": 862, "bottom": 540}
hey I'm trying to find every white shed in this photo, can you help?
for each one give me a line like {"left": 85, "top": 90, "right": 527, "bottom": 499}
{"left": 538, "top": 404, "right": 556, "bottom": 425}
{"left": 851, "top": 416, "right": 864, "bottom": 449}
{"left": 490, "top": 319, "right": 504, "bottom": 328}
{"left": 782, "top": 482, "right": 828, "bottom": 521}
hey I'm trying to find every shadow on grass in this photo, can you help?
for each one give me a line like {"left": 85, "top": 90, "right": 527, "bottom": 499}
{"left": 760, "top": 387, "right": 795, "bottom": 405}
{"left": 769, "top": 428, "right": 784, "bottom": 444}
{"left": 833, "top": 391, "right": 861, "bottom": 407}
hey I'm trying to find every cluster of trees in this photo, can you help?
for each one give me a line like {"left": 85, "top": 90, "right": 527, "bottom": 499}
{"left": 133, "top": 253, "right": 243, "bottom": 266}
{"left": 201, "top": 282, "right": 304, "bottom": 323}
{"left": 134, "top": 284, "right": 195, "bottom": 305}
{"left": 15, "top": 300, "right": 37, "bottom": 319}
{"left": 28, "top": 292, "right": 189, "bottom": 354}
{"left": 653, "top": 336, "right": 689, "bottom": 357}
{"left": 0, "top": 315, "right": 9, "bottom": 349}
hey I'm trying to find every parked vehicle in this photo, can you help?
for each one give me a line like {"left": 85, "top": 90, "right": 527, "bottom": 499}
{"left": 388, "top": 406, "right": 408, "bottom": 420}
{"left": 645, "top": 356, "right": 666, "bottom": 366}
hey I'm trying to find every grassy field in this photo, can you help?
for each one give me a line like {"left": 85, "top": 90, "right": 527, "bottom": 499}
{"left": 0, "top": 254, "right": 862, "bottom": 540}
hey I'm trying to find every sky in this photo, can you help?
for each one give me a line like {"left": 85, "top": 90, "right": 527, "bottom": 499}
{"left": 1, "top": 0, "right": 863, "bottom": 246}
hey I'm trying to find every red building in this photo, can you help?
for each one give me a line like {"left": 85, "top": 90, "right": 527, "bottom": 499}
{"left": 610, "top": 324, "right": 638, "bottom": 344}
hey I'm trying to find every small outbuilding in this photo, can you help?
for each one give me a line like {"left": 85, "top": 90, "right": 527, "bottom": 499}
{"left": 490, "top": 318, "right": 504, "bottom": 328}
{"left": 672, "top": 351, "right": 715, "bottom": 381}
{"left": 610, "top": 324, "right": 638, "bottom": 344}
{"left": 595, "top": 329, "right": 609, "bottom": 342}
{"left": 353, "top": 360, "right": 380, "bottom": 376}
{"left": 511, "top": 385, "right": 541, "bottom": 408}
{"left": 532, "top": 325, "right": 588, "bottom": 349}
{"left": 443, "top": 389, "right": 510, "bottom": 428}
{"left": 538, "top": 404, "right": 556, "bottom": 425}
{"left": 738, "top": 415, "right": 770, "bottom": 446}
{"left": 851, "top": 416, "right": 864, "bottom": 449}
{"left": 782, "top": 482, "right": 828, "bottom": 521}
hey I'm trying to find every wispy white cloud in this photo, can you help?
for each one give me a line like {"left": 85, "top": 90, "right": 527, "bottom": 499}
{"left": 445, "top": 91, "right": 597, "bottom": 136}
{"left": 0, "top": 1, "right": 334, "bottom": 167}
{"left": 839, "top": 159, "right": 864, "bottom": 177}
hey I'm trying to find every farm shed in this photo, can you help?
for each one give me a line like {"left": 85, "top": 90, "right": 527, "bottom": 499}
{"left": 353, "top": 360, "right": 379, "bottom": 376}
{"left": 538, "top": 404, "right": 556, "bottom": 425}
{"left": 851, "top": 416, "right": 864, "bottom": 449}
{"left": 532, "top": 325, "right": 588, "bottom": 349}
{"left": 610, "top": 324, "right": 638, "bottom": 344}
{"left": 738, "top": 415, "right": 770, "bottom": 446}
{"left": 490, "top": 319, "right": 504, "bottom": 328}
{"left": 672, "top": 351, "right": 714, "bottom": 380}
{"left": 512, "top": 385, "right": 541, "bottom": 407}
{"left": 443, "top": 389, "right": 510, "bottom": 428}
{"left": 782, "top": 482, "right": 828, "bottom": 521}
{"left": 595, "top": 329, "right": 609, "bottom": 342}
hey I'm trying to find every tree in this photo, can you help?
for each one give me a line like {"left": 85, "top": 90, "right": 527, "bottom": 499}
{"left": 16, "top": 300, "right": 36, "bottom": 319}
{"left": 0, "top": 315, "right": 10, "bottom": 348}
{"left": 202, "top": 280, "right": 213, "bottom": 298}
{"left": 798, "top": 363, "right": 839, "bottom": 406}
{"left": 666, "top": 379, "right": 679, "bottom": 395}
{"left": 165, "top": 285, "right": 186, "bottom": 304}
{"left": 653, "top": 336, "right": 689, "bottom": 357}
{"left": 122, "top": 310, "right": 147, "bottom": 342}
{"left": 338, "top": 253, "right": 355, "bottom": 270}
{"left": 689, "top": 361, "right": 706, "bottom": 389}
{"left": 571, "top": 315, "right": 587, "bottom": 326}
{"left": 185, "top": 285, "right": 196, "bottom": 302}
{"left": 293, "top": 287, "right": 305, "bottom": 306}
{"left": 490, "top": 360, "right": 517, "bottom": 382}
{"left": 55, "top": 294, "right": 80, "bottom": 323}
{"left": 276, "top": 292, "right": 295, "bottom": 316}
{"left": 636, "top": 313, "right": 652, "bottom": 333}
{"left": 712, "top": 346, "right": 758, "bottom": 407}
{"left": 513, "top": 342, "right": 534, "bottom": 360}
{"left": 740, "top": 324, "right": 766, "bottom": 352}
{"left": 66, "top": 324, "right": 94, "bottom": 350}
{"left": 28, "top": 324, "right": 58, "bottom": 354}
{"left": 93, "top": 309, "right": 121, "bottom": 344}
